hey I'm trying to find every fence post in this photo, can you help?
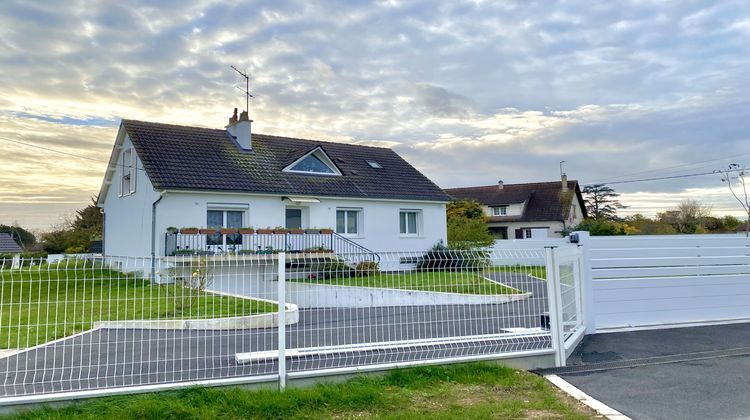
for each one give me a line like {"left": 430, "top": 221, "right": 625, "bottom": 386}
{"left": 573, "top": 231, "right": 595, "bottom": 334}
{"left": 545, "top": 247, "right": 565, "bottom": 367}
{"left": 277, "top": 252, "right": 287, "bottom": 390}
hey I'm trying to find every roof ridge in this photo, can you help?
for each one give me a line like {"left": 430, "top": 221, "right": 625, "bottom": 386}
{"left": 121, "top": 119, "right": 392, "bottom": 151}
{"left": 445, "top": 180, "right": 578, "bottom": 190}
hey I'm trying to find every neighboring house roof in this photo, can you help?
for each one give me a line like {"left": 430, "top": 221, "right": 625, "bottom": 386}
{"left": 444, "top": 180, "right": 588, "bottom": 223}
{"left": 0, "top": 233, "right": 23, "bottom": 253}
{"left": 110, "top": 119, "right": 450, "bottom": 202}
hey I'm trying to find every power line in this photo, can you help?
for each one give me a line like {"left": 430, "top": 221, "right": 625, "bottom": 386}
{"left": 0, "top": 135, "right": 146, "bottom": 172}
{"left": 586, "top": 166, "right": 749, "bottom": 186}
{"left": 588, "top": 152, "right": 750, "bottom": 184}
{"left": 0, "top": 136, "right": 105, "bottom": 163}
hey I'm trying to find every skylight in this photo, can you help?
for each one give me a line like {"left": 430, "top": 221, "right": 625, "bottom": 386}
{"left": 366, "top": 160, "right": 382, "bottom": 168}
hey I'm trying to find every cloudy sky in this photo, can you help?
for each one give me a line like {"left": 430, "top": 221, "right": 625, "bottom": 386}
{"left": 1, "top": 0, "right": 750, "bottom": 230}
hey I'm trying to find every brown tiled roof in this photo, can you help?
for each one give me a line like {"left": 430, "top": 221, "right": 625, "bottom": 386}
{"left": 120, "top": 120, "right": 450, "bottom": 202}
{"left": 0, "top": 233, "right": 22, "bottom": 253}
{"left": 444, "top": 181, "right": 587, "bottom": 222}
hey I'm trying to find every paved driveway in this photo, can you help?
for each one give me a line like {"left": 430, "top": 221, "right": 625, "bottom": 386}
{"left": 546, "top": 323, "right": 750, "bottom": 420}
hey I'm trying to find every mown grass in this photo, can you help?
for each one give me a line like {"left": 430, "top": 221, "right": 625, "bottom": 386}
{"left": 491, "top": 265, "right": 547, "bottom": 279}
{"left": 292, "top": 270, "right": 521, "bottom": 295}
{"left": 0, "top": 261, "right": 275, "bottom": 349}
{"left": 4, "top": 363, "right": 595, "bottom": 419}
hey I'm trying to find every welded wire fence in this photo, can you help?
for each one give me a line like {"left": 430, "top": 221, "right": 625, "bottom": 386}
{"left": 0, "top": 247, "right": 581, "bottom": 403}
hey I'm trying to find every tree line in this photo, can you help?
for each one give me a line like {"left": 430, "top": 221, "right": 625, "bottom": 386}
{"left": 576, "top": 184, "right": 743, "bottom": 235}
{"left": 2, "top": 197, "right": 102, "bottom": 254}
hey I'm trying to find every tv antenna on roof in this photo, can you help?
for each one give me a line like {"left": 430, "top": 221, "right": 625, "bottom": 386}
{"left": 230, "top": 65, "right": 253, "bottom": 115}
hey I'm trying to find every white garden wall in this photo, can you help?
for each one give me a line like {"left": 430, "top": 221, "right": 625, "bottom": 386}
{"left": 578, "top": 232, "right": 750, "bottom": 332}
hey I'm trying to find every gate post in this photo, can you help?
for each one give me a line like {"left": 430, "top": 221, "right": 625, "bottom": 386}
{"left": 545, "top": 247, "right": 566, "bottom": 367}
{"left": 277, "top": 252, "right": 287, "bottom": 390}
{"left": 572, "top": 231, "right": 595, "bottom": 334}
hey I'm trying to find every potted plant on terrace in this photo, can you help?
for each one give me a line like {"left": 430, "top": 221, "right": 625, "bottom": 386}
{"left": 288, "top": 228, "right": 305, "bottom": 234}
{"left": 273, "top": 226, "right": 289, "bottom": 234}
{"left": 179, "top": 227, "right": 199, "bottom": 235}
{"left": 238, "top": 226, "right": 255, "bottom": 235}
{"left": 199, "top": 228, "right": 217, "bottom": 234}
{"left": 256, "top": 227, "right": 273, "bottom": 234}
{"left": 220, "top": 227, "right": 238, "bottom": 235}
{"left": 304, "top": 227, "right": 321, "bottom": 234}
{"left": 320, "top": 227, "right": 334, "bottom": 234}
{"left": 166, "top": 227, "right": 178, "bottom": 234}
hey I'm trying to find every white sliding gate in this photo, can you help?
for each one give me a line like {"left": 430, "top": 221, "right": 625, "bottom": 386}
{"left": 576, "top": 232, "right": 750, "bottom": 332}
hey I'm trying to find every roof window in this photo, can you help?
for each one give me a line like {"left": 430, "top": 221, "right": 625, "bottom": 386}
{"left": 366, "top": 160, "right": 382, "bottom": 168}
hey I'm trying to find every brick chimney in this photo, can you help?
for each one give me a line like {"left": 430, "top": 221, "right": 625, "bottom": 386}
{"left": 561, "top": 174, "right": 568, "bottom": 193}
{"left": 498, "top": 180, "right": 504, "bottom": 190}
{"left": 226, "top": 108, "right": 253, "bottom": 150}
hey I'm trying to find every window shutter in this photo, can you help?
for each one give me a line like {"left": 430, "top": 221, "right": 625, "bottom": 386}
{"left": 129, "top": 150, "right": 137, "bottom": 194}
{"left": 120, "top": 150, "right": 126, "bottom": 196}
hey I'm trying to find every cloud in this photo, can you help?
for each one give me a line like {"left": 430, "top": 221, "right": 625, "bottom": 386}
{"left": 0, "top": 0, "right": 750, "bottom": 228}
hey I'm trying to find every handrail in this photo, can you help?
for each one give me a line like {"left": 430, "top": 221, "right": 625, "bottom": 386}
{"left": 330, "top": 232, "right": 381, "bottom": 264}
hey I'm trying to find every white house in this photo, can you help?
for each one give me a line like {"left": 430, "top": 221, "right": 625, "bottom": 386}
{"left": 444, "top": 176, "right": 587, "bottom": 239}
{"left": 97, "top": 109, "right": 449, "bottom": 258}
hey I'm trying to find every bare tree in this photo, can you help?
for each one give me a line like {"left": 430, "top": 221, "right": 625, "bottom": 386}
{"left": 657, "top": 199, "right": 712, "bottom": 234}
{"left": 719, "top": 163, "right": 750, "bottom": 237}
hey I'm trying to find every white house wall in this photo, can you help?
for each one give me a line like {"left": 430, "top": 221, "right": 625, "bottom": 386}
{"left": 567, "top": 197, "right": 585, "bottom": 227}
{"left": 102, "top": 134, "right": 161, "bottom": 257}
{"left": 153, "top": 192, "right": 447, "bottom": 254}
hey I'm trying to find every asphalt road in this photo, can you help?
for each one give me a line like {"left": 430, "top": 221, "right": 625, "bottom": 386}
{"left": 0, "top": 273, "right": 550, "bottom": 398}
{"left": 557, "top": 323, "right": 750, "bottom": 420}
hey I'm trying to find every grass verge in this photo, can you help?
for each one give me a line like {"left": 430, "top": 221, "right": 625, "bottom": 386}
{"left": 0, "top": 262, "right": 276, "bottom": 348}
{"left": 490, "top": 265, "right": 547, "bottom": 279}
{"left": 292, "top": 270, "right": 521, "bottom": 295}
{"left": 3, "top": 363, "right": 596, "bottom": 419}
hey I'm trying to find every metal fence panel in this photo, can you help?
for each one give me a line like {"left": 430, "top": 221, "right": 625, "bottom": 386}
{"left": 0, "top": 247, "right": 582, "bottom": 403}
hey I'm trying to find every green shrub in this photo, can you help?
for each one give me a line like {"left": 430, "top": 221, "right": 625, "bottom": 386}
{"left": 354, "top": 261, "right": 379, "bottom": 276}
{"left": 416, "top": 241, "right": 489, "bottom": 272}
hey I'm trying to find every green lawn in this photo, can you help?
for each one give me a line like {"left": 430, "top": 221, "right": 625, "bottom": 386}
{"left": 292, "top": 270, "right": 521, "bottom": 295}
{"left": 3, "top": 363, "right": 595, "bottom": 419}
{"left": 0, "top": 262, "right": 276, "bottom": 349}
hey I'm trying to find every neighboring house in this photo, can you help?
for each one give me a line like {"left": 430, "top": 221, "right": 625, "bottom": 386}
{"left": 444, "top": 176, "right": 587, "bottom": 239}
{"left": 97, "top": 109, "right": 449, "bottom": 257}
{"left": 0, "top": 233, "right": 23, "bottom": 254}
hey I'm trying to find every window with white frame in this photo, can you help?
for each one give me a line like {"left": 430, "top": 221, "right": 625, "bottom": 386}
{"left": 120, "top": 148, "right": 136, "bottom": 196}
{"left": 336, "top": 208, "right": 361, "bottom": 236}
{"left": 524, "top": 228, "right": 532, "bottom": 239}
{"left": 490, "top": 206, "right": 507, "bottom": 216}
{"left": 206, "top": 209, "right": 245, "bottom": 246}
{"left": 399, "top": 210, "right": 421, "bottom": 236}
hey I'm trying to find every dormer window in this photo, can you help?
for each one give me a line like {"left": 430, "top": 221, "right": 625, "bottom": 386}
{"left": 283, "top": 147, "right": 342, "bottom": 176}
{"left": 490, "top": 206, "right": 507, "bottom": 216}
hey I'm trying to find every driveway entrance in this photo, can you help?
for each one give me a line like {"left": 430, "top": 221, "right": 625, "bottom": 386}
{"left": 540, "top": 323, "right": 750, "bottom": 420}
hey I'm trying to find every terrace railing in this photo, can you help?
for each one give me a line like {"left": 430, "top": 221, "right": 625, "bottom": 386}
{"left": 164, "top": 231, "right": 380, "bottom": 265}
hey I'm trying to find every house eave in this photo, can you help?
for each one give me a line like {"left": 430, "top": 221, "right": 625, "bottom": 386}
{"left": 158, "top": 188, "right": 450, "bottom": 204}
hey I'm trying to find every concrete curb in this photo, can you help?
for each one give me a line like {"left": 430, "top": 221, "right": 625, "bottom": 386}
{"left": 94, "top": 303, "right": 299, "bottom": 330}
{"left": 545, "top": 374, "right": 630, "bottom": 420}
